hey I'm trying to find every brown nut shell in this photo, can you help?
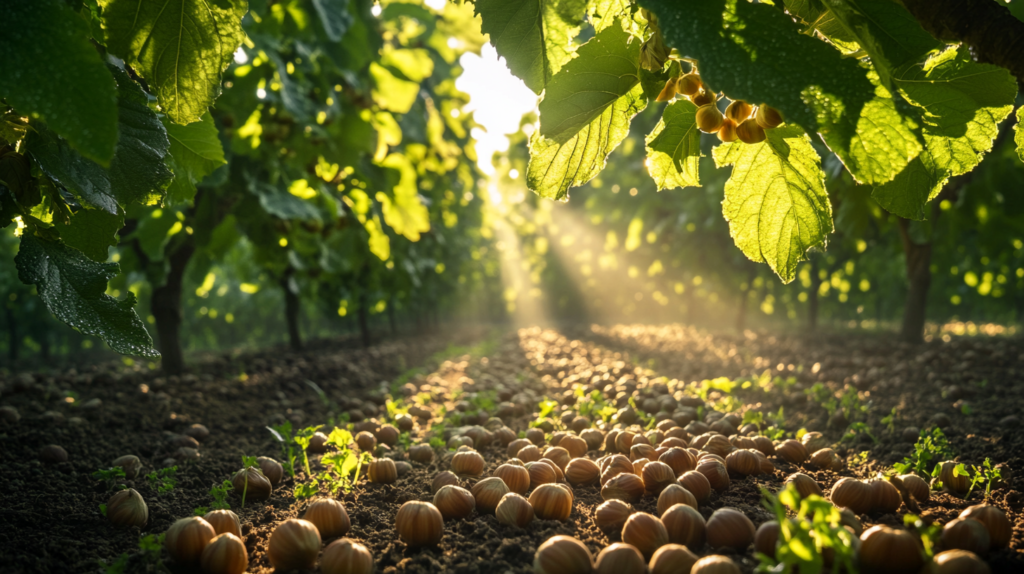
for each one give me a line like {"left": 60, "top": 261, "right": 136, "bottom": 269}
{"left": 395, "top": 501, "right": 443, "bottom": 547}
{"left": 859, "top": 525, "right": 924, "bottom": 574}
{"left": 204, "top": 509, "right": 242, "bottom": 538}
{"left": 657, "top": 484, "right": 698, "bottom": 515}
{"left": 679, "top": 470, "right": 712, "bottom": 503}
{"left": 706, "top": 508, "right": 755, "bottom": 551}
{"left": 321, "top": 538, "right": 373, "bottom": 574}
{"left": 565, "top": 458, "right": 601, "bottom": 486}
{"left": 106, "top": 488, "right": 148, "bottom": 528}
{"left": 622, "top": 512, "right": 669, "bottom": 559}
{"left": 661, "top": 503, "right": 707, "bottom": 548}
{"left": 199, "top": 533, "right": 248, "bottom": 574}
{"left": 595, "top": 543, "right": 646, "bottom": 574}
{"left": 165, "top": 516, "right": 216, "bottom": 565}
{"left": 303, "top": 498, "right": 351, "bottom": 539}
{"left": 268, "top": 519, "right": 321, "bottom": 571}
{"left": 601, "top": 472, "right": 645, "bottom": 503}
{"left": 960, "top": 504, "right": 1011, "bottom": 550}
{"left": 434, "top": 485, "right": 475, "bottom": 520}
{"left": 529, "top": 483, "right": 573, "bottom": 521}
{"left": 472, "top": 477, "right": 510, "bottom": 514}
{"left": 496, "top": 492, "right": 534, "bottom": 528}
{"left": 595, "top": 499, "right": 633, "bottom": 533}
{"left": 649, "top": 543, "right": 699, "bottom": 574}
{"left": 534, "top": 535, "right": 593, "bottom": 574}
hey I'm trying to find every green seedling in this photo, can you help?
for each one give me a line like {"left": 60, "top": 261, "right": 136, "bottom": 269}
{"left": 92, "top": 466, "right": 127, "bottom": 490}
{"left": 209, "top": 480, "right": 233, "bottom": 510}
{"left": 955, "top": 458, "right": 1003, "bottom": 500}
{"left": 294, "top": 476, "right": 320, "bottom": 500}
{"left": 293, "top": 425, "right": 323, "bottom": 477}
{"left": 893, "top": 427, "right": 955, "bottom": 477}
{"left": 429, "top": 436, "right": 446, "bottom": 450}
{"left": 840, "top": 422, "right": 877, "bottom": 444}
{"left": 904, "top": 514, "right": 942, "bottom": 559}
{"left": 881, "top": 406, "right": 898, "bottom": 434}
{"left": 146, "top": 467, "right": 177, "bottom": 494}
{"left": 537, "top": 399, "right": 559, "bottom": 420}
{"left": 239, "top": 455, "right": 259, "bottom": 507}
{"left": 267, "top": 421, "right": 297, "bottom": 477}
{"left": 320, "top": 429, "right": 373, "bottom": 496}
{"left": 755, "top": 484, "right": 857, "bottom": 574}
{"left": 98, "top": 533, "right": 165, "bottom": 574}
{"left": 99, "top": 503, "right": 107, "bottom": 516}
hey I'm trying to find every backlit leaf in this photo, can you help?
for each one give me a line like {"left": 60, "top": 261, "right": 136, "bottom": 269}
{"left": 163, "top": 113, "right": 227, "bottom": 205}
{"left": 645, "top": 99, "right": 701, "bottom": 190}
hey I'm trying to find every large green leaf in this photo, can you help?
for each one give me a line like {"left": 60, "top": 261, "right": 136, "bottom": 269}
{"left": 26, "top": 67, "right": 173, "bottom": 213}
{"left": 163, "top": 113, "right": 227, "bottom": 205}
{"left": 376, "top": 153, "right": 430, "bottom": 241}
{"left": 474, "top": 0, "right": 587, "bottom": 94}
{"left": 645, "top": 99, "right": 701, "bottom": 190}
{"left": 643, "top": 0, "right": 920, "bottom": 186}
{"left": 0, "top": 0, "right": 118, "bottom": 164}
{"left": 370, "top": 63, "right": 421, "bottom": 114}
{"left": 251, "top": 182, "right": 322, "bottom": 221}
{"left": 874, "top": 47, "right": 1017, "bottom": 219}
{"left": 1016, "top": 107, "right": 1024, "bottom": 163}
{"left": 538, "top": 25, "right": 641, "bottom": 143}
{"left": 787, "top": 0, "right": 940, "bottom": 89}
{"left": 311, "top": 0, "right": 352, "bottom": 41}
{"left": 713, "top": 125, "right": 833, "bottom": 283}
{"left": 99, "top": 0, "right": 247, "bottom": 125}
{"left": 54, "top": 208, "right": 125, "bottom": 262}
{"left": 587, "top": 0, "right": 631, "bottom": 33}
{"left": 528, "top": 83, "right": 646, "bottom": 200}
{"left": 15, "top": 234, "right": 159, "bottom": 357}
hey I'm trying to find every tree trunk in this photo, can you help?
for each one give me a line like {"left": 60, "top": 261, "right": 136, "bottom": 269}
{"left": 897, "top": 218, "right": 932, "bottom": 344}
{"left": 151, "top": 237, "right": 196, "bottom": 376}
{"left": 281, "top": 269, "right": 302, "bottom": 351}
{"left": 357, "top": 292, "right": 370, "bottom": 348}
{"left": 808, "top": 257, "right": 821, "bottom": 332}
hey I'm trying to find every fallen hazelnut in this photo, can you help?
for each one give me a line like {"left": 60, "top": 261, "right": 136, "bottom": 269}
{"left": 810, "top": 448, "right": 843, "bottom": 472}
{"left": 355, "top": 431, "right": 376, "bottom": 451}
{"left": 431, "top": 470, "right": 460, "bottom": 493}
{"left": 657, "top": 484, "right": 697, "bottom": 515}
{"left": 706, "top": 508, "right": 754, "bottom": 550}
{"left": 204, "top": 509, "right": 242, "bottom": 538}
{"left": 165, "top": 516, "right": 216, "bottom": 565}
{"left": 303, "top": 498, "right": 350, "bottom": 539}
{"left": 106, "top": 488, "right": 148, "bottom": 528}
{"left": 595, "top": 543, "right": 646, "bottom": 574}
{"left": 561, "top": 435, "right": 589, "bottom": 458}
{"left": 494, "top": 427, "right": 517, "bottom": 446}
{"left": 534, "top": 535, "right": 593, "bottom": 574}
{"left": 257, "top": 457, "right": 284, "bottom": 487}
{"left": 622, "top": 512, "right": 669, "bottom": 559}
{"left": 830, "top": 477, "right": 872, "bottom": 514}
{"left": 493, "top": 463, "right": 530, "bottom": 494}
{"left": 409, "top": 444, "right": 434, "bottom": 464}
{"left": 859, "top": 525, "right": 923, "bottom": 573}
{"left": 616, "top": 431, "right": 636, "bottom": 453}
{"left": 472, "top": 477, "right": 510, "bottom": 514}
{"left": 642, "top": 461, "right": 677, "bottom": 494}
{"left": 928, "top": 549, "right": 991, "bottom": 574}
{"left": 231, "top": 467, "right": 272, "bottom": 501}
{"left": 451, "top": 451, "right": 485, "bottom": 477}
{"left": 691, "top": 555, "right": 741, "bottom": 573}
{"left": 0, "top": 406, "right": 19, "bottom": 424}
{"left": 395, "top": 501, "right": 443, "bottom": 547}
{"left": 39, "top": 444, "right": 68, "bottom": 463}
{"left": 938, "top": 461, "right": 971, "bottom": 495}
{"left": 630, "top": 443, "right": 657, "bottom": 462}
{"left": 496, "top": 492, "right": 534, "bottom": 527}
{"left": 183, "top": 423, "right": 209, "bottom": 442}
{"left": 527, "top": 460, "right": 560, "bottom": 488}
{"left": 434, "top": 484, "right": 475, "bottom": 520}
{"left": 752, "top": 436, "right": 774, "bottom": 456}
{"left": 565, "top": 458, "right": 601, "bottom": 486}
{"left": 942, "top": 518, "right": 991, "bottom": 556}
{"left": 113, "top": 455, "right": 142, "bottom": 479}
{"left": 663, "top": 504, "right": 707, "bottom": 549}
{"left": 199, "top": 532, "right": 247, "bottom": 574}
{"left": 529, "top": 483, "right": 573, "bottom": 521}
{"left": 660, "top": 447, "right": 696, "bottom": 476}
{"left": 308, "top": 432, "right": 329, "bottom": 453}
{"left": 801, "top": 431, "right": 828, "bottom": 452}
{"left": 649, "top": 543, "right": 698, "bottom": 574}
{"left": 696, "top": 458, "right": 730, "bottom": 492}
{"left": 725, "top": 449, "right": 760, "bottom": 476}
{"left": 396, "top": 414, "right": 414, "bottom": 432}
{"left": 376, "top": 424, "right": 399, "bottom": 446}
{"left": 268, "top": 518, "right": 321, "bottom": 571}
{"left": 367, "top": 458, "right": 397, "bottom": 484}
{"left": 679, "top": 470, "right": 712, "bottom": 503}
{"left": 321, "top": 538, "right": 373, "bottom": 574}
{"left": 601, "top": 472, "right": 645, "bottom": 503}
{"left": 960, "top": 504, "right": 1011, "bottom": 550}
{"left": 507, "top": 438, "right": 532, "bottom": 458}
{"left": 600, "top": 454, "right": 634, "bottom": 485}
{"left": 594, "top": 499, "right": 633, "bottom": 533}
{"left": 867, "top": 477, "right": 902, "bottom": 513}
{"left": 784, "top": 473, "right": 822, "bottom": 499}
{"left": 776, "top": 439, "right": 808, "bottom": 464}
{"left": 754, "top": 520, "right": 780, "bottom": 558}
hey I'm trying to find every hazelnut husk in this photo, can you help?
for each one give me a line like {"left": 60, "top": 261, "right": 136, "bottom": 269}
{"left": 706, "top": 508, "right": 755, "bottom": 550}
{"left": 657, "top": 484, "right": 697, "bottom": 515}
{"left": 434, "top": 485, "right": 475, "bottom": 520}
{"left": 472, "top": 477, "right": 510, "bottom": 514}
{"left": 565, "top": 458, "right": 600, "bottom": 486}
{"left": 321, "top": 538, "right": 373, "bottom": 574}
{"left": 533, "top": 535, "right": 593, "bottom": 574}
{"left": 204, "top": 509, "right": 242, "bottom": 538}
{"left": 231, "top": 467, "right": 272, "bottom": 501}
{"left": 256, "top": 457, "right": 284, "bottom": 486}
{"left": 106, "top": 488, "right": 148, "bottom": 528}
{"left": 859, "top": 525, "right": 924, "bottom": 573}
{"left": 303, "top": 498, "right": 351, "bottom": 539}
{"left": 529, "top": 483, "right": 573, "bottom": 521}
{"left": 594, "top": 499, "right": 633, "bottom": 533}
{"left": 642, "top": 461, "right": 677, "bottom": 494}
{"left": 622, "top": 512, "right": 669, "bottom": 559}
{"left": 942, "top": 518, "right": 991, "bottom": 556}
{"left": 199, "top": 532, "right": 247, "bottom": 574}
{"left": 960, "top": 504, "right": 1011, "bottom": 550}
{"left": 679, "top": 470, "right": 712, "bottom": 503}
{"left": 494, "top": 463, "right": 531, "bottom": 494}
{"left": 594, "top": 543, "right": 646, "bottom": 574}
{"left": 165, "top": 516, "right": 216, "bottom": 565}
{"left": 496, "top": 492, "right": 534, "bottom": 528}
{"left": 268, "top": 518, "right": 321, "bottom": 571}
{"left": 662, "top": 503, "right": 706, "bottom": 548}
{"left": 395, "top": 501, "right": 444, "bottom": 547}
{"left": 367, "top": 458, "right": 397, "bottom": 484}
{"left": 784, "top": 473, "right": 822, "bottom": 499}
{"left": 601, "top": 472, "right": 645, "bottom": 503}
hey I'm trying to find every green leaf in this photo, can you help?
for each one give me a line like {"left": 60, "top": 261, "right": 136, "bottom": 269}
{"left": 643, "top": 0, "right": 921, "bottom": 186}
{"left": 528, "top": 83, "right": 646, "bottom": 200}
{"left": 0, "top": 0, "right": 118, "bottom": 165}
{"left": 25, "top": 66, "right": 173, "bottom": 213}
{"left": 474, "top": 0, "right": 586, "bottom": 94}
{"left": 645, "top": 99, "right": 702, "bottom": 190}
{"left": 54, "top": 208, "right": 125, "bottom": 262}
{"left": 311, "top": 0, "right": 352, "bottom": 42}
{"left": 381, "top": 48, "right": 435, "bottom": 83}
{"left": 99, "top": 0, "right": 247, "bottom": 125}
{"left": 538, "top": 25, "right": 641, "bottom": 143}
{"left": 787, "top": 0, "right": 940, "bottom": 89}
{"left": 15, "top": 234, "right": 158, "bottom": 357}
{"left": 376, "top": 154, "right": 430, "bottom": 241}
{"left": 875, "top": 47, "right": 1017, "bottom": 219}
{"left": 587, "top": 0, "right": 631, "bottom": 33}
{"left": 370, "top": 63, "right": 421, "bottom": 114}
{"left": 713, "top": 125, "right": 833, "bottom": 283}
{"left": 1017, "top": 107, "right": 1024, "bottom": 163}
{"left": 163, "top": 113, "right": 227, "bottom": 205}
{"left": 251, "top": 182, "right": 322, "bottom": 221}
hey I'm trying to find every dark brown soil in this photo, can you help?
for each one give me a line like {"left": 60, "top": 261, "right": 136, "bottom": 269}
{"left": 0, "top": 325, "right": 1022, "bottom": 573}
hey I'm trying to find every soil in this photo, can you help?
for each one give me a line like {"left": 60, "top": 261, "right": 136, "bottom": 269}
{"left": 0, "top": 324, "right": 1022, "bottom": 574}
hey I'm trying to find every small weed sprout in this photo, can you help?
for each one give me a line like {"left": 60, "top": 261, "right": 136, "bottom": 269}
{"left": 881, "top": 406, "right": 898, "bottom": 434}
{"left": 293, "top": 425, "right": 324, "bottom": 477}
{"left": 146, "top": 467, "right": 177, "bottom": 494}
{"left": 893, "top": 427, "right": 955, "bottom": 478}
{"left": 956, "top": 458, "right": 1003, "bottom": 499}
{"left": 756, "top": 484, "right": 857, "bottom": 574}
{"left": 92, "top": 466, "right": 127, "bottom": 490}
{"left": 267, "top": 422, "right": 297, "bottom": 477}
{"left": 210, "top": 480, "right": 232, "bottom": 510}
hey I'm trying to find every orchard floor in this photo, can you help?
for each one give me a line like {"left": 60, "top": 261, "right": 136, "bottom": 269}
{"left": 1, "top": 324, "right": 1023, "bottom": 574}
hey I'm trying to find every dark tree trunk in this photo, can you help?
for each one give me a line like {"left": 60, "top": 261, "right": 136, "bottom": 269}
{"left": 357, "top": 292, "right": 370, "bottom": 348}
{"left": 808, "top": 257, "right": 822, "bottom": 332}
{"left": 151, "top": 237, "right": 196, "bottom": 376}
{"left": 897, "top": 218, "right": 932, "bottom": 344}
{"left": 281, "top": 269, "right": 302, "bottom": 351}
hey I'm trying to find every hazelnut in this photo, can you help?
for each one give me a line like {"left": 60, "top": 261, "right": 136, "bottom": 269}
{"left": 527, "top": 460, "right": 560, "bottom": 488}
{"left": 755, "top": 104, "right": 784, "bottom": 128}
{"left": 830, "top": 477, "right": 872, "bottom": 514}
{"left": 899, "top": 474, "right": 930, "bottom": 502}
{"left": 565, "top": 458, "right": 601, "bottom": 486}
{"left": 432, "top": 471, "right": 460, "bottom": 494}
{"left": 0, "top": 406, "right": 20, "bottom": 424}
{"left": 396, "top": 414, "right": 414, "bottom": 432}
{"left": 165, "top": 517, "right": 216, "bottom": 565}
{"left": 942, "top": 518, "right": 991, "bottom": 556}
{"left": 518, "top": 444, "right": 542, "bottom": 463}
{"left": 630, "top": 443, "right": 657, "bottom": 462}
{"left": 560, "top": 435, "right": 589, "bottom": 458}
{"left": 534, "top": 535, "right": 593, "bottom": 574}
{"left": 493, "top": 463, "right": 530, "bottom": 494}
{"left": 600, "top": 454, "right": 634, "bottom": 484}
{"left": 408, "top": 444, "right": 434, "bottom": 464}
{"left": 434, "top": 485, "right": 475, "bottom": 520}
{"left": 657, "top": 484, "right": 697, "bottom": 515}
{"left": 448, "top": 436, "right": 473, "bottom": 449}
{"left": 112, "top": 455, "right": 142, "bottom": 480}
{"left": 367, "top": 458, "right": 397, "bottom": 484}
{"left": 451, "top": 451, "right": 485, "bottom": 477}
{"left": 810, "top": 448, "right": 843, "bottom": 472}
{"left": 256, "top": 457, "right": 284, "bottom": 486}
{"left": 867, "top": 478, "right": 902, "bottom": 513}
{"left": 642, "top": 461, "right": 677, "bottom": 494}
{"left": 494, "top": 427, "right": 516, "bottom": 446}
{"left": 581, "top": 428, "right": 604, "bottom": 450}
{"left": 938, "top": 461, "right": 971, "bottom": 495}
{"left": 507, "top": 438, "right": 532, "bottom": 458}
{"left": 526, "top": 427, "right": 546, "bottom": 445}
{"left": 801, "top": 432, "right": 828, "bottom": 452}
{"left": 355, "top": 431, "right": 376, "bottom": 451}
{"left": 616, "top": 431, "right": 636, "bottom": 453}
{"left": 725, "top": 449, "right": 760, "bottom": 476}
{"left": 691, "top": 555, "right": 741, "bottom": 573}
{"left": 542, "top": 447, "right": 570, "bottom": 471}
{"left": 929, "top": 549, "right": 991, "bottom": 574}
{"left": 395, "top": 501, "right": 443, "bottom": 547}
{"left": 171, "top": 434, "right": 200, "bottom": 449}
{"left": 183, "top": 424, "right": 210, "bottom": 441}
{"left": 960, "top": 504, "right": 1011, "bottom": 550}
{"left": 679, "top": 471, "right": 712, "bottom": 503}
{"left": 754, "top": 520, "right": 780, "bottom": 558}
{"left": 701, "top": 435, "right": 733, "bottom": 458}
{"left": 601, "top": 472, "right": 645, "bottom": 503}
{"left": 649, "top": 545, "right": 698, "bottom": 574}
{"left": 859, "top": 525, "right": 924, "bottom": 573}
{"left": 706, "top": 508, "right": 754, "bottom": 550}
{"left": 175, "top": 447, "right": 201, "bottom": 461}
{"left": 662, "top": 503, "right": 706, "bottom": 548}
{"left": 752, "top": 436, "right": 774, "bottom": 456}
{"left": 595, "top": 543, "right": 646, "bottom": 574}
{"left": 231, "top": 467, "right": 272, "bottom": 501}
{"left": 595, "top": 499, "right": 633, "bottom": 533}
{"left": 303, "top": 498, "right": 350, "bottom": 539}
{"left": 529, "top": 483, "right": 573, "bottom": 521}
{"left": 268, "top": 518, "right": 321, "bottom": 571}
{"left": 838, "top": 507, "right": 863, "bottom": 535}
{"left": 784, "top": 473, "right": 822, "bottom": 499}
{"left": 39, "top": 444, "right": 68, "bottom": 463}
{"left": 375, "top": 424, "right": 399, "bottom": 446}
{"left": 776, "top": 439, "right": 808, "bottom": 464}
{"left": 321, "top": 538, "right": 373, "bottom": 574}
{"left": 308, "top": 431, "right": 329, "bottom": 453}
{"left": 472, "top": 477, "right": 510, "bottom": 514}
{"left": 204, "top": 510, "right": 242, "bottom": 538}
{"left": 106, "top": 488, "right": 148, "bottom": 528}
{"left": 622, "top": 512, "right": 669, "bottom": 559}
{"left": 496, "top": 492, "right": 534, "bottom": 527}
{"left": 902, "top": 426, "right": 921, "bottom": 443}
{"left": 199, "top": 533, "right": 247, "bottom": 574}
{"left": 696, "top": 459, "right": 730, "bottom": 492}
{"left": 660, "top": 448, "right": 696, "bottom": 476}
